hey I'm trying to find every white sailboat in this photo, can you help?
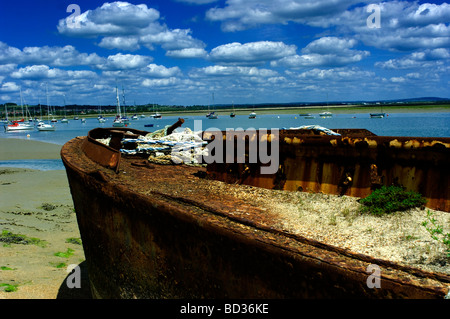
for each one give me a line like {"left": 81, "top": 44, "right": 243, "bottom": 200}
{"left": 207, "top": 93, "right": 218, "bottom": 119}
{"left": 151, "top": 104, "right": 161, "bottom": 118}
{"left": 319, "top": 94, "right": 333, "bottom": 118}
{"left": 60, "top": 95, "right": 69, "bottom": 123}
{"left": 37, "top": 86, "right": 56, "bottom": 131}
{"left": 4, "top": 89, "right": 34, "bottom": 132}
{"left": 113, "top": 85, "right": 125, "bottom": 127}
{"left": 121, "top": 87, "right": 130, "bottom": 124}
{"left": 249, "top": 105, "right": 256, "bottom": 119}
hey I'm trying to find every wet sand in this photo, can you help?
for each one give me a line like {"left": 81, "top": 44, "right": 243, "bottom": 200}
{"left": 0, "top": 138, "right": 90, "bottom": 299}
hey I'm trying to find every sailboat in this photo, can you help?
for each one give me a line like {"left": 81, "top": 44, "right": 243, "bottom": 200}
{"left": 319, "top": 93, "right": 333, "bottom": 118}
{"left": 4, "top": 89, "right": 34, "bottom": 132}
{"left": 60, "top": 95, "right": 69, "bottom": 123}
{"left": 151, "top": 104, "right": 162, "bottom": 118}
{"left": 121, "top": 87, "right": 130, "bottom": 124}
{"left": 98, "top": 107, "right": 106, "bottom": 123}
{"left": 113, "top": 86, "right": 125, "bottom": 127}
{"left": 230, "top": 101, "right": 236, "bottom": 118}
{"left": 207, "top": 93, "right": 218, "bottom": 119}
{"left": 370, "top": 104, "right": 385, "bottom": 118}
{"left": 37, "top": 86, "right": 56, "bottom": 131}
{"left": 249, "top": 105, "right": 256, "bottom": 119}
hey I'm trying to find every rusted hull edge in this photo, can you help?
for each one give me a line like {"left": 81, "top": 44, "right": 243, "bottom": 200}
{"left": 61, "top": 137, "right": 450, "bottom": 299}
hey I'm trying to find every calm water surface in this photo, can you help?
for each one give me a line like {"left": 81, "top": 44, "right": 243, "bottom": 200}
{"left": 1, "top": 111, "right": 449, "bottom": 170}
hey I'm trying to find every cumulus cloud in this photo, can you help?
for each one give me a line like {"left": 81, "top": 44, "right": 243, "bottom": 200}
{"left": 0, "top": 42, "right": 103, "bottom": 67}
{"left": 58, "top": 2, "right": 206, "bottom": 53}
{"left": 165, "top": 48, "right": 208, "bottom": 58}
{"left": 208, "top": 41, "right": 297, "bottom": 65}
{"left": 97, "top": 53, "right": 152, "bottom": 71}
{"left": 145, "top": 64, "right": 182, "bottom": 78}
{"left": 0, "top": 82, "right": 21, "bottom": 93}
{"left": 198, "top": 65, "right": 278, "bottom": 77}
{"left": 271, "top": 37, "right": 369, "bottom": 68}
{"left": 206, "top": 1, "right": 450, "bottom": 52}
{"left": 206, "top": 0, "right": 363, "bottom": 31}
{"left": 376, "top": 48, "right": 450, "bottom": 69}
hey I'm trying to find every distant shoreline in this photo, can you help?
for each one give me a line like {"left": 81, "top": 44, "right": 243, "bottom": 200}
{"left": 161, "top": 104, "right": 450, "bottom": 116}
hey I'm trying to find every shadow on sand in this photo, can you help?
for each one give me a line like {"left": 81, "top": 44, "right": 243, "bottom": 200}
{"left": 56, "top": 261, "right": 92, "bottom": 299}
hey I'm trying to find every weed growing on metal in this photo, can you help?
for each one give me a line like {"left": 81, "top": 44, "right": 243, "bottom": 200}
{"left": 422, "top": 210, "right": 450, "bottom": 258}
{"left": 359, "top": 185, "right": 427, "bottom": 215}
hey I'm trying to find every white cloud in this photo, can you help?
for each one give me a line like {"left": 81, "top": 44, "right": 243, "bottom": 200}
{"left": 145, "top": 64, "right": 182, "bottom": 78}
{"left": 165, "top": 48, "right": 208, "bottom": 58}
{"left": 206, "top": 0, "right": 363, "bottom": 31}
{"left": 208, "top": 41, "right": 297, "bottom": 65}
{"left": 97, "top": 53, "right": 153, "bottom": 71}
{"left": 271, "top": 37, "right": 369, "bottom": 68}
{"left": 199, "top": 65, "right": 278, "bottom": 77}
{"left": 58, "top": 2, "right": 160, "bottom": 37}
{"left": 0, "top": 42, "right": 103, "bottom": 67}
{"left": 0, "top": 82, "right": 20, "bottom": 93}
{"left": 376, "top": 48, "right": 450, "bottom": 69}
{"left": 57, "top": 2, "right": 206, "bottom": 53}
{"left": 142, "top": 77, "right": 180, "bottom": 87}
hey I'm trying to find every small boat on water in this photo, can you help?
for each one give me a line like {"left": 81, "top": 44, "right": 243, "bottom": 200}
{"left": 249, "top": 111, "right": 256, "bottom": 119}
{"left": 60, "top": 123, "right": 450, "bottom": 299}
{"left": 131, "top": 114, "right": 138, "bottom": 120}
{"left": 208, "top": 111, "right": 218, "bottom": 119}
{"left": 112, "top": 85, "right": 125, "bottom": 127}
{"left": 37, "top": 121, "right": 56, "bottom": 131}
{"left": 319, "top": 111, "right": 333, "bottom": 118}
{"left": 370, "top": 113, "right": 386, "bottom": 118}
{"left": 4, "top": 120, "right": 34, "bottom": 132}
{"left": 37, "top": 94, "right": 56, "bottom": 131}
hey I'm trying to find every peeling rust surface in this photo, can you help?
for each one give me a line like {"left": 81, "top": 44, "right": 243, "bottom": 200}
{"left": 60, "top": 128, "right": 450, "bottom": 299}
{"left": 208, "top": 129, "right": 450, "bottom": 212}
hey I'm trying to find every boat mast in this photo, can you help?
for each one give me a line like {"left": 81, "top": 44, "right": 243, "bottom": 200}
{"left": 116, "top": 85, "right": 121, "bottom": 117}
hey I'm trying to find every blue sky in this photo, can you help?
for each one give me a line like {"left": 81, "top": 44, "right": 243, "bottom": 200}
{"left": 0, "top": 0, "right": 449, "bottom": 106}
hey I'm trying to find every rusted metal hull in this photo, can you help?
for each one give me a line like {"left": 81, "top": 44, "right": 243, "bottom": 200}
{"left": 207, "top": 129, "right": 450, "bottom": 212}
{"left": 60, "top": 127, "right": 450, "bottom": 299}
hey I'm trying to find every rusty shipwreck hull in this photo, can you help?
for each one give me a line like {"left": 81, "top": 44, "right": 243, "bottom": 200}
{"left": 60, "top": 127, "right": 450, "bottom": 299}
{"left": 206, "top": 128, "right": 450, "bottom": 212}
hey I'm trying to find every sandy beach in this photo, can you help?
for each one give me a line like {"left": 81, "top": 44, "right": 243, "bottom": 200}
{"left": 0, "top": 138, "right": 90, "bottom": 299}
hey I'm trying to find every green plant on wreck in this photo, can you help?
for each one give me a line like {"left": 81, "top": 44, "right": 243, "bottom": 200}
{"left": 359, "top": 185, "right": 427, "bottom": 216}
{"left": 0, "top": 230, "right": 47, "bottom": 248}
{"left": 422, "top": 210, "right": 450, "bottom": 258}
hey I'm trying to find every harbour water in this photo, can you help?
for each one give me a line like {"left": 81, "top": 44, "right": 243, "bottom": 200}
{"left": 1, "top": 111, "right": 449, "bottom": 171}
